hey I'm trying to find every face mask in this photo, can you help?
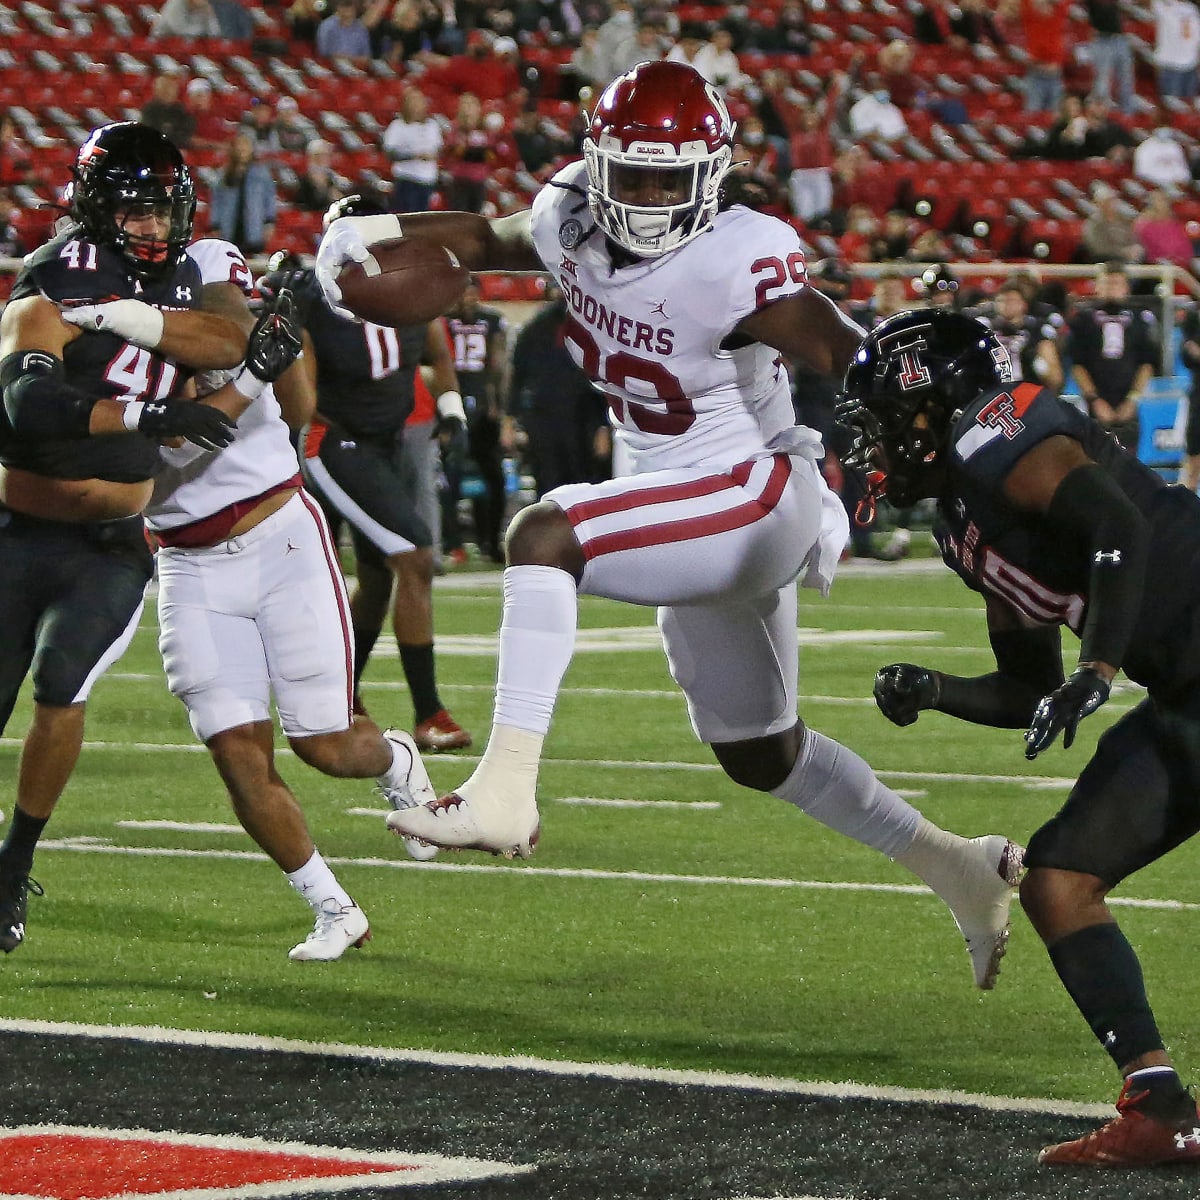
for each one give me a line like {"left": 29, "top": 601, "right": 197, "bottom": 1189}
{"left": 744, "top": 131, "right": 764, "bottom": 146}
{"left": 874, "top": 90, "right": 890, "bottom": 103}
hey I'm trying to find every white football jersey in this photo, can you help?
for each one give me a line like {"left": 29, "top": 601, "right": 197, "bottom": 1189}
{"left": 145, "top": 239, "right": 302, "bottom": 531}
{"left": 531, "top": 160, "right": 808, "bottom": 473}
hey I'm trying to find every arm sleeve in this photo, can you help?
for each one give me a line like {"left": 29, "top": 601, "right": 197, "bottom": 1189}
{"left": 0, "top": 350, "right": 98, "bottom": 439}
{"left": 1047, "top": 462, "right": 1150, "bottom": 666}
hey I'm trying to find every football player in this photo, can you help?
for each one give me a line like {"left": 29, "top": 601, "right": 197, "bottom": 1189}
{"left": 314, "top": 61, "right": 1023, "bottom": 991}
{"left": 838, "top": 307, "right": 1200, "bottom": 1165}
{"left": 144, "top": 235, "right": 440, "bottom": 958}
{"left": 0, "top": 122, "right": 245, "bottom": 954}
{"left": 290, "top": 194, "right": 472, "bottom": 754}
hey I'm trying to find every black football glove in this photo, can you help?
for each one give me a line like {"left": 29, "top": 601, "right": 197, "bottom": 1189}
{"left": 1024, "top": 666, "right": 1111, "bottom": 759}
{"left": 874, "top": 663, "right": 941, "bottom": 727}
{"left": 245, "top": 276, "right": 304, "bottom": 383}
{"left": 136, "top": 400, "right": 236, "bottom": 451}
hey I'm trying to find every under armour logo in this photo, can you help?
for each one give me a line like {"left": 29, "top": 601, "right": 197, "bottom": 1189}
{"left": 1094, "top": 550, "right": 1122, "bottom": 566}
{"left": 1175, "top": 1128, "right": 1200, "bottom": 1149}
{"left": 176, "top": 285, "right": 193, "bottom": 301}
{"left": 650, "top": 298, "right": 668, "bottom": 319}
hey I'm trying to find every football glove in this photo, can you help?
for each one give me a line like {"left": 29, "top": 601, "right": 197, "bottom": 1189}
{"left": 245, "top": 277, "right": 304, "bottom": 383}
{"left": 1024, "top": 666, "right": 1111, "bottom": 759}
{"left": 874, "top": 663, "right": 941, "bottom": 727}
{"left": 125, "top": 399, "right": 236, "bottom": 452}
{"left": 314, "top": 213, "right": 402, "bottom": 319}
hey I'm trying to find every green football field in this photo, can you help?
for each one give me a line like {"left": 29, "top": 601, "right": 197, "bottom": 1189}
{"left": 3, "top": 551, "right": 1197, "bottom": 1116}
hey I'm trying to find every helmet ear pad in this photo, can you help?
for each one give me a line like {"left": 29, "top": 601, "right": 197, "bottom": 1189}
{"left": 72, "top": 121, "right": 195, "bottom": 282}
{"left": 583, "top": 61, "right": 734, "bottom": 259}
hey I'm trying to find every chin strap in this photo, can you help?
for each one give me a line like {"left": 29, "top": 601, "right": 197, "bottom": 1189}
{"left": 855, "top": 470, "right": 887, "bottom": 527}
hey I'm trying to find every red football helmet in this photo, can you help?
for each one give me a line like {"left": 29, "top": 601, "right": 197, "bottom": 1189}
{"left": 584, "top": 61, "right": 734, "bottom": 259}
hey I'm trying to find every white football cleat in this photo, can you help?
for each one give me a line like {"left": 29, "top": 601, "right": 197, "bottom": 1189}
{"left": 377, "top": 729, "right": 439, "bottom": 862}
{"left": 385, "top": 780, "right": 541, "bottom": 860}
{"left": 288, "top": 898, "right": 370, "bottom": 962}
{"left": 945, "top": 835, "right": 1024, "bottom": 990}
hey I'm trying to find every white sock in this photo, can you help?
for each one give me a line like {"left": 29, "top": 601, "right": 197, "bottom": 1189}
{"left": 491, "top": 565, "right": 577, "bottom": 735}
{"left": 892, "top": 818, "right": 974, "bottom": 892}
{"left": 770, "top": 728, "right": 919, "bottom": 858}
{"left": 285, "top": 849, "right": 352, "bottom": 909}
{"left": 380, "top": 732, "right": 415, "bottom": 789}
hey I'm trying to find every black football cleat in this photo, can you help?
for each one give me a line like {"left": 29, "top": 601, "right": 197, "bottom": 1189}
{"left": 0, "top": 870, "right": 43, "bottom": 953}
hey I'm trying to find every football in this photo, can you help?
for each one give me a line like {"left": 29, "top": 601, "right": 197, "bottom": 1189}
{"left": 336, "top": 237, "right": 470, "bottom": 327}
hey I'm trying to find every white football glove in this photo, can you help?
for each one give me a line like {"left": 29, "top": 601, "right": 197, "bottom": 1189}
{"left": 314, "top": 213, "right": 404, "bottom": 319}
{"left": 61, "top": 299, "right": 165, "bottom": 349}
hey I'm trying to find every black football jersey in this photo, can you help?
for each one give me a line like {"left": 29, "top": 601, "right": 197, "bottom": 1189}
{"left": 1066, "top": 303, "right": 1159, "bottom": 403}
{"left": 935, "top": 381, "right": 1200, "bottom": 694}
{"left": 297, "top": 270, "right": 425, "bottom": 438}
{"left": 445, "top": 305, "right": 505, "bottom": 401}
{"left": 4, "top": 227, "right": 203, "bottom": 482}
{"left": 983, "top": 314, "right": 1058, "bottom": 386}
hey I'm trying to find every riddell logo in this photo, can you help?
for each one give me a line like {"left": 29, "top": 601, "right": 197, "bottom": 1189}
{"left": 0, "top": 1125, "right": 532, "bottom": 1198}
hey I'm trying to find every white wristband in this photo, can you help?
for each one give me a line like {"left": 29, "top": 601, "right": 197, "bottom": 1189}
{"left": 122, "top": 401, "right": 145, "bottom": 431}
{"left": 436, "top": 390, "right": 466, "bottom": 423}
{"left": 231, "top": 365, "right": 268, "bottom": 400}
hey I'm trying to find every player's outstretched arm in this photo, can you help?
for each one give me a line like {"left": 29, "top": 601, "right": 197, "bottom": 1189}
{"left": 735, "top": 285, "right": 866, "bottom": 378}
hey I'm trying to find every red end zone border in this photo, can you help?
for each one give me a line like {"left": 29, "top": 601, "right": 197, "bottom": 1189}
{"left": 0, "top": 1125, "right": 533, "bottom": 1200}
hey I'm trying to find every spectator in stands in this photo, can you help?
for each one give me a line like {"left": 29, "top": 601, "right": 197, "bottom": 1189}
{"left": 317, "top": 0, "right": 373, "bottom": 60}
{"left": 240, "top": 98, "right": 283, "bottom": 158}
{"left": 185, "top": 78, "right": 230, "bottom": 151}
{"left": 273, "top": 96, "right": 311, "bottom": 153}
{"left": 950, "top": 0, "right": 1006, "bottom": 45}
{"left": 428, "top": 30, "right": 523, "bottom": 102}
{"left": 787, "top": 100, "right": 836, "bottom": 223}
{"left": 376, "top": 0, "right": 446, "bottom": 63}
{"left": 207, "top": 129, "right": 278, "bottom": 256}
{"left": 293, "top": 139, "right": 348, "bottom": 212}
{"left": 0, "top": 188, "right": 25, "bottom": 259}
{"left": 762, "top": 1, "right": 811, "bottom": 55}
{"left": 152, "top": 0, "right": 222, "bottom": 39}
{"left": 838, "top": 202, "right": 881, "bottom": 261}
{"left": 1153, "top": 0, "right": 1200, "bottom": 98}
{"left": 848, "top": 85, "right": 909, "bottom": 142}
{"left": 732, "top": 115, "right": 784, "bottom": 211}
{"left": 693, "top": 26, "right": 745, "bottom": 96}
{"left": 443, "top": 92, "right": 496, "bottom": 213}
{"left": 1081, "top": 95, "right": 1134, "bottom": 162}
{"left": 211, "top": 0, "right": 254, "bottom": 39}
{"left": 512, "top": 108, "right": 571, "bottom": 179}
{"left": 0, "top": 112, "right": 33, "bottom": 190}
{"left": 665, "top": 25, "right": 706, "bottom": 70}
{"left": 876, "top": 39, "right": 922, "bottom": 110}
{"left": 871, "top": 210, "right": 914, "bottom": 261}
{"left": 1033, "top": 91, "right": 1090, "bottom": 159}
{"left": 284, "top": 0, "right": 324, "bottom": 44}
{"left": 1134, "top": 123, "right": 1193, "bottom": 190}
{"left": 141, "top": 70, "right": 196, "bottom": 151}
{"left": 383, "top": 88, "right": 444, "bottom": 213}
{"left": 596, "top": 1, "right": 638, "bottom": 80}
{"left": 1085, "top": 0, "right": 1135, "bottom": 116}
{"left": 566, "top": 26, "right": 612, "bottom": 93}
{"left": 1134, "top": 188, "right": 1196, "bottom": 270}
{"left": 1069, "top": 260, "right": 1160, "bottom": 452}
{"left": 609, "top": 20, "right": 668, "bottom": 77}
{"left": 1082, "top": 182, "right": 1141, "bottom": 263}
{"left": 912, "top": 0, "right": 955, "bottom": 44}
{"left": 909, "top": 229, "right": 955, "bottom": 263}
{"left": 1020, "top": 0, "right": 1069, "bottom": 113}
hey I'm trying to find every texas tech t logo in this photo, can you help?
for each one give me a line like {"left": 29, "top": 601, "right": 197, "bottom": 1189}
{"left": 975, "top": 391, "right": 1025, "bottom": 439}
{"left": 877, "top": 326, "right": 933, "bottom": 392}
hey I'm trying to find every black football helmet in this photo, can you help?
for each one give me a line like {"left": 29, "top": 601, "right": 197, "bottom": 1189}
{"left": 71, "top": 122, "right": 196, "bottom": 282}
{"left": 835, "top": 309, "right": 1013, "bottom": 509}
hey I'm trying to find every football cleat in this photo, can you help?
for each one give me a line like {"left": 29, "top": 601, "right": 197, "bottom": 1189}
{"left": 377, "top": 729, "right": 439, "bottom": 862}
{"left": 288, "top": 898, "right": 370, "bottom": 962}
{"left": 0, "top": 871, "right": 43, "bottom": 954}
{"left": 413, "top": 708, "right": 473, "bottom": 753}
{"left": 385, "top": 782, "right": 540, "bottom": 860}
{"left": 945, "top": 835, "right": 1024, "bottom": 990}
{"left": 1039, "top": 1081, "right": 1200, "bottom": 1166}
